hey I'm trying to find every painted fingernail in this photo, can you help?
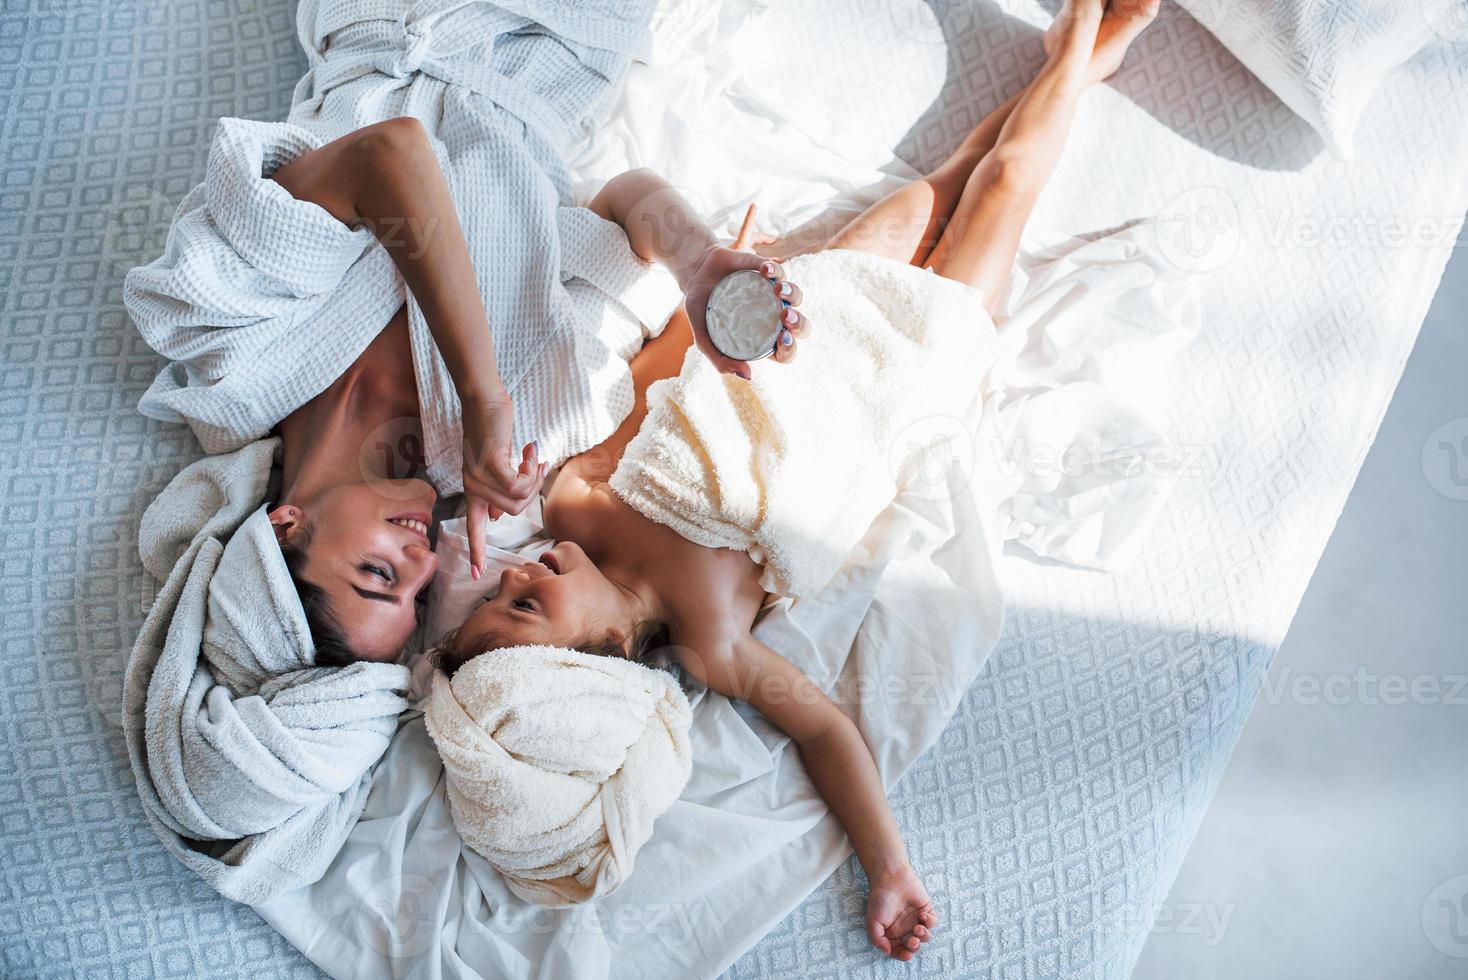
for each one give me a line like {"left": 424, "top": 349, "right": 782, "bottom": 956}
{"left": 780, "top": 329, "right": 793, "bottom": 347}
{"left": 471, "top": 563, "right": 481, "bottom": 581}
{"left": 783, "top": 307, "right": 798, "bottom": 324}
{"left": 778, "top": 281, "right": 792, "bottom": 297}
{"left": 539, "top": 461, "right": 549, "bottom": 478}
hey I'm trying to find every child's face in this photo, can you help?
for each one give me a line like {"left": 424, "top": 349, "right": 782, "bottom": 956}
{"left": 454, "top": 541, "right": 635, "bottom": 654}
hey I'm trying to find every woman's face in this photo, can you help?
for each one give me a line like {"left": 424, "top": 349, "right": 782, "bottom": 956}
{"left": 454, "top": 541, "right": 634, "bottom": 653}
{"left": 271, "top": 478, "right": 440, "bottom": 662}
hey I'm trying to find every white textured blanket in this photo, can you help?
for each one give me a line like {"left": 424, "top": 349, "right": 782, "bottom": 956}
{"left": 123, "top": 0, "right": 682, "bottom": 488}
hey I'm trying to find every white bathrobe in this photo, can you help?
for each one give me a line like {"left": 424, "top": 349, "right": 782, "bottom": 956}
{"left": 123, "top": 0, "right": 682, "bottom": 487}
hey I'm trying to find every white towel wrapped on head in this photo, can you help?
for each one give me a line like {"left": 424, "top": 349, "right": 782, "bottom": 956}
{"left": 124, "top": 438, "right": 411, "bottom": 904}
{"left": 423, "top": 645, "right": 693, "bottom": 907}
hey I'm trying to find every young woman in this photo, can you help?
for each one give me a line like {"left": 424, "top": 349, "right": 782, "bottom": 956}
{"left": 437, "top": 0, "right": 1159, "bottom": 960}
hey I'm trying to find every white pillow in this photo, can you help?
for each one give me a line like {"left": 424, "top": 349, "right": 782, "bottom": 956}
{"left": 1174, "top": 0, "right": 1463, "bottom": 157}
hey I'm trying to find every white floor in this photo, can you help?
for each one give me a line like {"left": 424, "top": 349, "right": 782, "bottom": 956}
{"left": 1133, "top": 241, "right": 1468, "bottom": 977}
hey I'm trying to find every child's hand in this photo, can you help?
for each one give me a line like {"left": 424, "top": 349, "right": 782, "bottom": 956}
{"left": 679, "top": 204, "right": 808, "bottom": 379}
{"left": 866, "top": 864, "right": 937, "bottom": 961}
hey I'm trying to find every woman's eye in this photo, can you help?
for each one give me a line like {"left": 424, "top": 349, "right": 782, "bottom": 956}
{"left": 362, "top": 563, "right": 392, "bottom": 582}
{"left": 512, "top": 598, "right": 535, "bottom": 612}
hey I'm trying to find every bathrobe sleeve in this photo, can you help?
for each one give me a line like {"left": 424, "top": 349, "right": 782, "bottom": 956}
{"left": 123, "top": 117, "right": 404, "bottom": 453}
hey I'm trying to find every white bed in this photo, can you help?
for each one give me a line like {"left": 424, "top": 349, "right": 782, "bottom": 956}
{"left": 3, "top": 0, "right": 1466, "bottom": 977}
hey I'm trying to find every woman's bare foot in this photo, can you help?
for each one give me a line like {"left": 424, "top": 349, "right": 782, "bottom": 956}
{"left": 1045, "top": 0, "right": 1159, "bottom": 83}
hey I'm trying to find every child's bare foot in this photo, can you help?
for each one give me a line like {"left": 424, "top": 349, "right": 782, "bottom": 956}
{"left": 1045, "top": 0, "right": 1160, "bottom": 83}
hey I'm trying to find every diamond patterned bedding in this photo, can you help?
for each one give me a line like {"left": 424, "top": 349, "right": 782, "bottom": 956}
{"left": 2, "top": 1, "right": 1465, "bottom": 978}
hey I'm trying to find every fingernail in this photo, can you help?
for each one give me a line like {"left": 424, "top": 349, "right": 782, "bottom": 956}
{"left": 783, "top": 307, "right": 798, "bottom": 324}
{"left": 780, "top": 329, "right": 793, "bottom": 347}
{"left": 530, "top": 439, "right": 539, "bottom": 458}
{"left": 470, "top": 563, "right": 480, "bottom": 581}
{"left": 539, "top": 461, "right": 549, "bottom": 478}
{"left": 778, "top": 281, "right": 792, "bottom": 297}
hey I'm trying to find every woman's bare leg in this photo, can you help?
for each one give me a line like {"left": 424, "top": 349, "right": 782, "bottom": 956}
{"left": 928, "top": 0, "right": 1158, "bottom": 310}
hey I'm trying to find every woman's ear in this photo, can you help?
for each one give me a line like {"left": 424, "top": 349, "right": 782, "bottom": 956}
{"left": 267, "top": 504, "right": 304, "bottom": 544}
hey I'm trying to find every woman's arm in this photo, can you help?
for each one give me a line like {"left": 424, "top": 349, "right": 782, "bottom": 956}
{"left": 678, "top": 630, "right": 937, "bottom": 961}
{"left": 270, "top": 117, "right": 543, "bottom": 573}
{"left": 590, "top": 172, "right": 809, "bottom": 379}
{"left": 271, "top": 118, "right": 508, "bottom": 423}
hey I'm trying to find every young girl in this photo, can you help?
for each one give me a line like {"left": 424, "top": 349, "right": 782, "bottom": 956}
{"left": 437, "top": 1, "right": 1158, "bottom": 961}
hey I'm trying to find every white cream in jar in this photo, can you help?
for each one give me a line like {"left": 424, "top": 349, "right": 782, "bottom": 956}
{"left": 704, "top": 269, "right": 786, "bottom": 361}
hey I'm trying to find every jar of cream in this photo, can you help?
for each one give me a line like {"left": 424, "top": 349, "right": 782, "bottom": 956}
{"left": 704, "top": 269, "right": 786, "bottom": 361}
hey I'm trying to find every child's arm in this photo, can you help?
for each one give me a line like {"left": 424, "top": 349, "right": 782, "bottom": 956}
{"left": 589, "top": 170, "right": 808, "bottom": 379}
{"left": 678, "top": 630, "right": 938, "bottom": 961}
{"left": 548, "top": 205, "right": 764, "bottom": 508}
{"left": 547, "top": 303, "right": 694, "bottom": 510}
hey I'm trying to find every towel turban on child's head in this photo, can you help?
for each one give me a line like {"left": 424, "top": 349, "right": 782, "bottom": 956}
{"left": 424, "top": 645, "right": 693, "bottom": 906}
